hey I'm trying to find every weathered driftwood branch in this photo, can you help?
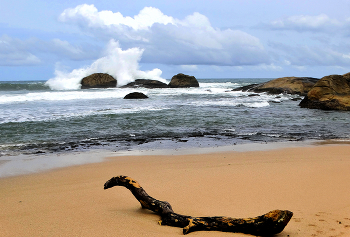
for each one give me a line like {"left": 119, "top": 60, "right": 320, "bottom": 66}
{"left": 104, "top": 175, "right": 293, "bottom": 235}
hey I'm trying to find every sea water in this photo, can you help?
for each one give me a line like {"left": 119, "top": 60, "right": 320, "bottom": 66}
{"left": 1, "top": 78, "right": 349, "bottom": 157}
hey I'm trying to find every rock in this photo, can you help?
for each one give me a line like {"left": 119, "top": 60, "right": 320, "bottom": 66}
{"left": 123, "top": 92, "right": 149, "bottom": 99}
{"left": 168, "top": 73, "right": 199, "bottom": 88}
{"left": 232, "top": 83, "right": 260, "bottom": 92}
{"left": 299, "top": 73, "right": 350, "bottom": 111}
{"left": 81, "top": 73, "right": 117, "bottom": 89}
{"left": 120, "top": 79, "right": 168, "bottom": 88}
{"left": 233, "top": 77, "right": 318, "bottom": 96}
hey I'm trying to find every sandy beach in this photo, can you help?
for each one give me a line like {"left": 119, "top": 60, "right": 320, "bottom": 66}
{"left": 1, "top": 144, "right": 350, "bottom": 237}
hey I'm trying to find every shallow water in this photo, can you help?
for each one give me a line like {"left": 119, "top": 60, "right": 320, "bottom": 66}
{"left": 1, "top": 78, "right": 349, "bottom": 156}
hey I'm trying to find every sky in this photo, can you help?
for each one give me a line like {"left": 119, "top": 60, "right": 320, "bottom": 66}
{"left": 2, "top": 0, "right": 350, "bottom": 82}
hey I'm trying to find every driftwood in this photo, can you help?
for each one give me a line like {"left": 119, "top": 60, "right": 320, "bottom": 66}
{"left": 104, "top": 175, "right": 293, "bottom": 235}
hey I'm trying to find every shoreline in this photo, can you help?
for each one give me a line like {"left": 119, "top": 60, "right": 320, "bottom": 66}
{"left": 1, "top": 139, "right": 350, "bottom": 178}
{"left": 1, "top": 141, "right": 350, "bottom": 236}
{"left": 0, "top": 139, "right": 343, "bottom": 178}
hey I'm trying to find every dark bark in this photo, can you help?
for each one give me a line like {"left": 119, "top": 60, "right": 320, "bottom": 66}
{"left": 104, "top": 175, "right": 293, "bottom": 235}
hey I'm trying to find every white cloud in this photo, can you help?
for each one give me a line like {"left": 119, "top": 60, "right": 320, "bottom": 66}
{"left": 251, "top": 63, "right": 283, "bottom": 71}
{"left": 293, "top": 65, "right": 307, "bottom": 71}
{"left": 59, "top": 4, "right": 270, "bottom": 66}
{"left": 263, "top": 14, "right": 342, "bottom": 32}
{"left": 0, "top": 52, "right": 40, "bottom": 66}
{"left": 59, "top": 4, "right": 175, "bottom": 30}
{"left": 0, "top": 35, "right": 41, "bottom": 66}
{"left": 51, "top": 39, "right": 84, "bottom": 56}
{"left": 180, "top": 65, "right": 198, "bottom": 71}
{"left": 0, "top": 34, "right": 101, "bottom": 66}
{"left": 269, "top": 41, "right": 350, "bottom": 67}
{"left": 45, "top": 39, "right": 100, "bottom": 60}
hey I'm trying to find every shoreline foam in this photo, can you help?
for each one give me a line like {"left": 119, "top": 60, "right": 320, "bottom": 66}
{"left": 0, "top": 140, "right": 320, "bottom": 178}
{"left": 1, "top": 139, "right": 350, "bottom": 178}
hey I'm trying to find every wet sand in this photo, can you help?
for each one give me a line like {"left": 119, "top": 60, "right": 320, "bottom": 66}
{"left": 1, "top": 144, "right": 350, "bottom": 236}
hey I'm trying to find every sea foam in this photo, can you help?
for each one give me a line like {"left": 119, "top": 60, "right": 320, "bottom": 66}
{"left": 45, "top": 40, "right": 166, "bottom": 90}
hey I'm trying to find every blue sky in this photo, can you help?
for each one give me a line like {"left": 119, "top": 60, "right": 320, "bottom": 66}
{"left": 1, "top": 0, "right": 350, "bottom": 82}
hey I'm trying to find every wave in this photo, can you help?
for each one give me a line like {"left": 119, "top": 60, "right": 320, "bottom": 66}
{"left": 0, "top": 85, "right": 280, "bottom": 106}
{"left": 45, "top": 40, "right": 166, "bottom": 90}
{"left": 0, "top": 103, "right": 170, "bottom": 124}
{"left": 190, "top": 100, "right": 270, "bottom": 108}
{"left": 0, "top": 89, "right": 123, "bottom": 104}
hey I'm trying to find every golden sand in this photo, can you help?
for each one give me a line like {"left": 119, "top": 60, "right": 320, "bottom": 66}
{"left": 1, "top": 144, "right": 350, "bottom": 236}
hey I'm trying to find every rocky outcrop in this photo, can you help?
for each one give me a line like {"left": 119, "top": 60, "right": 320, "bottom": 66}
{"left": 120, "top": 79, "right": 168, "bottom": 88}
{"left": 168, "top": 73, "right": 199, "bottom": 88}
{"left": 299, "top": 73, "right": 350, "bottom": 111}
{"left": 123, "top": 92, "right": 149, "bottom": 99}
{"left": 81, "top": 73, "right": 117, "bottom": 89}
{"left": 233, "top": 77, "right": 318, "bottom": 96}
{"left": 232, "top": 83, "right": 260, "bottom": 92}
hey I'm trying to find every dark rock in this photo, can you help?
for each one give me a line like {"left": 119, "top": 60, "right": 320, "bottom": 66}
{"left": 120, "top": 79, "right": 168, "bottom": 88}
{"left": 123, "top": 92, "right": 149, "bottom": 99}
{"left": 248, "top": 93, "right": 260, "bottom": 97}
{"left": 81, "top": 73, "right": 117, "bottom": 89}
{"left": 168, "top": 73, "right": 199, "bottom": 88}
{"left": 233, "top": 77, "right": 318, "bottom": 96}
{"left": 299, "top": 73, "right": 350, "bottom": 111}
{"left": 232, "top": 84, "right": 261, "bottom": 92}
{"left": 291, "top": 98, "right": 302, "bottom": 101}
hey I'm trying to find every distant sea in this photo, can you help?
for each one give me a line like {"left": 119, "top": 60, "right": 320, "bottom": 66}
{"left": 1, "top": 78, "right": 349, "bottom": 156}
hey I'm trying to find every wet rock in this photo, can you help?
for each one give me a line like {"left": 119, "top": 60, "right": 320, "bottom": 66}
{"left": 168, "top": 73, "right": 199, "bottom": 88}
{"left": 124, "top": 92, "right": 149, "bottom": 99}
{"left": 120, "top": 79, "right": 168, "bottom": 88}
{"left": 248, "top": 93, "right": 260, "bottom": 97}
{"left": 81, "top": 73, "right": 117, "bottom": 89}
{"left": 233, "top": 77, "right": 318, "bottom": 96}
{"left": 299, "top": 73, "right": 350, "bottom": 111}
{"left": 232, "top": 83, "right": 260, "bottom": 92}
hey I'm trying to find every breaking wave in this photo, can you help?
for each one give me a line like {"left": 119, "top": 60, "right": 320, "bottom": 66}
{"left": 45, "top": 40, "right": 166, "bottom": 90}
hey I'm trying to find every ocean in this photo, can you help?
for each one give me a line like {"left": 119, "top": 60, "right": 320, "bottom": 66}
{"left": 1, "top": 78, "right": 350, "bottom": 157}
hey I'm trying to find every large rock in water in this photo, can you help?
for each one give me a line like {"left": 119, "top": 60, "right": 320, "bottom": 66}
{"left": 168, "top": 73, "right": 199, "bottom": 88}
{"left": 120, "top": 79, "right": 168, "bottom": 88}
{"left": 123, "top": 92, "right": 149, "bottom": 99}
{"left": 299, "top": 73, "right": 350, "bottom": 111}
{"left": 233, "top": 77, "right": 318, "bottom": 96}
{"left": 81, "top": 73, "right": 117, "bottom": 89}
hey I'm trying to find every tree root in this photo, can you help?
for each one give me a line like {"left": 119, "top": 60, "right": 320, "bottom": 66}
{"left": 104, "top": 175, "right": 293, "bottom": 235}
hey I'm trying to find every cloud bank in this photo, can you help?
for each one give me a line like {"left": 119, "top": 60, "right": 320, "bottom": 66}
{"left": 0, "top": 34, "right": 100, "bottom": 66}
{"left": 2, "top": 3, "right": 350, "bottom": 81}
{"left": 59, "top": 4, "right": 270, "bottom": 66}
{"left": 0, "top": 35, "right": 41, "bottom": 66}
{"left": 261, "top": 14, "right": 347, "bottom": 33}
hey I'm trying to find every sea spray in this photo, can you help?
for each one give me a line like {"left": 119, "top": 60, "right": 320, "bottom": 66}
{"left": 45, "top": 40, "right": 165, "bottom": 90}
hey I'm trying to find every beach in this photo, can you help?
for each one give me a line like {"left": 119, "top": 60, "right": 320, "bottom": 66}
{"left": 1, "top": 143, "right": 350, "bottom": 237}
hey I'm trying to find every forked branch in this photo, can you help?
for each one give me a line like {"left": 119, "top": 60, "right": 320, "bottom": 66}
{"left": 104, "top": 175, "right": 293, "bottom": 235}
